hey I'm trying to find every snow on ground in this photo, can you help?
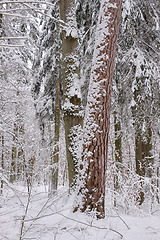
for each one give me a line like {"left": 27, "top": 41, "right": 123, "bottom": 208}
{"left": 0, "top": 184, "right": 160, "bottom": 240}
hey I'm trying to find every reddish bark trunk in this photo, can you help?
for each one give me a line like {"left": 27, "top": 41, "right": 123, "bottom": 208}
{"left": 79, "top": 0, "right": 122, "bottom": 218}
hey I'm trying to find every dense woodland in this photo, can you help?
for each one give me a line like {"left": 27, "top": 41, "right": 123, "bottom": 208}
{"left": 0, "top": 0, "right": 160, "bottom": 237}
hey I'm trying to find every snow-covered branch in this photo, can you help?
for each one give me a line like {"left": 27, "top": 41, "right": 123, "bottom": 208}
{"left": 0, "top": 44, "right": 25, "bottom": 47}
{"left": 0, "top": 36, "right": 28, "bottom": 40}
{"left": 0, "top": 1, "right": 55, "bottom": 8}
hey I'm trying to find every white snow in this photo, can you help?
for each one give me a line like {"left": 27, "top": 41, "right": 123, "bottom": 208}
{"left": 0, "top": 184, "right": 160, "bottom": 240}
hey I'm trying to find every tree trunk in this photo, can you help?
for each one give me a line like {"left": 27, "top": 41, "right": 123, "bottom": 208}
{"left": 0, "top": 13, "right": 2, "bottom": 37}
{"left": 51, "top": 83, "right": 60, "bottom": 191}
{"left": 79, "top": 0, "right": 122, "bottom": 218}
{"left": 51, "top": 8, "right": 61, "bottom": 193}
{"left": 10, "top": 124, "right": 17, "bottom": 183}
{"left": 51, "top": 63, "right": 61, "bottom": 192}
{"left": 0, "top": 13, "right": 3, "bottom": 194}
{"left": 114, "top": 113, "right": 122, "bottom": 205}
{"left": 59, "top": 0, "right": 83, "bottom": 188}
{"left": 0, "top": 135, "right": 4, "bottom": 194}
{"left": 157, "top": 164, "right": 159, "bottom": 203}
{"left": 114, "top": 113, "right": 122, "bottom": 163}
{"left": 135, "top": 125, "right": 154, "bottom": 204}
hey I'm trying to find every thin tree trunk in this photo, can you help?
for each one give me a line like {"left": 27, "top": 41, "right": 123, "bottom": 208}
{"left": 51, "top": 7, "right": 61, "bottom": 193}
{"left": 135, "top": 123, "right": 154, "bottom": 204}
{"left": 113, "top": 113, "right": 122, "bottom": 205}
{"left": 1, "top": 135, "right": 4, "bottom": 194}
{"left": 144, "top": 126, "right": 153, "bottom": 178}
{"left": 114, "top": 114, "right": 122, "bottom": 163}
{"left": 0, "top": 10, "right": 4, "bottom": 194}
{"left": 0, "top": 13, "right": 2, "bottom": 37}
{"left": 78, "top": 0, "right": 122, "bottom": 218}
{"left": 135, "top": 133, "right": 145, "bottom": 204}
{"left": 59, "top": 0, "right": 83, "bottom": 188}
{"left": 10, "top": 124, "right": 17, "bottom": 183}
{"left": 157, "top": 165, "right": 159, "bottom": 203}
{"left": 51, "top": 80, "right": 60, "bottom": 191}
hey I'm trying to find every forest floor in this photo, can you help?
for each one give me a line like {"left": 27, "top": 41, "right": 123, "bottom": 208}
{"left": 0, "top": 184, "right": 160, "bottom": 240}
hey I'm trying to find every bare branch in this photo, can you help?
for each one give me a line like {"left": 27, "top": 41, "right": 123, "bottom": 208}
{"left": 23, "top": 210, "right": 123, "bottom": 239}
{"left": 115, "top": 211, "right": 130, "bottom": 230}
{"left": 58, "top": 213, "right": 123, "bottom": 238}
{"left": 0, "top": 1, "right": 55, "bottom": 8}
{"left": 0, "top": 7, "right": 46, "bottom": 12}
{"left": 0, "top": 12, "right": 31, "bottom": 18}
{"left": 21, "top": 2, "right": 67, "bottom": 26}
{"left": 0, "top": 5, "right": 67, "bottom": 26}
{"left": 0, "top": 44, "right": 25, "bottom": 47}
{"left": 0, "top": 36, "right": 28, "bottom": 40}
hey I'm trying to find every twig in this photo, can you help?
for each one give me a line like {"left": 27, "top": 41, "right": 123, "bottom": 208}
{"left": 22, "top": 196, "right": 52, "bottom": 236}
{"left": 115, "top": 211, "right": 130, "bottom": 230}
{"left": 0, "top": 2, "right": 67, "bottom": 26}
{"left": 151, "top": 209, "right": 160, "bottom": 215}
{"left": 0, "top": 175, "right": 25, "bottom": 207}
{"left": 0, "top": 1, "right": 55, "bottom": 8}
{"left": 58, "top": 213, "right": 123, "bottom": 238}
{"left": 0, "top": 44, "right": 25, "bottom": 47}
{"left": 24, "top": 210, "right": 123, "bottom": 239}
{"left": 21, "top": 2, "right": 67, "bottom": 26}
{"left": 0, "top": 12, "right": 31, "bottom": 18}
{"left": 0, "top": 7, "right": 46, "bottom": 12}
{"left": 19, "top": 188, "right": 32, "bottom": 240}
{"left": 0, "top": 36, "right": 27, "bottom": 40}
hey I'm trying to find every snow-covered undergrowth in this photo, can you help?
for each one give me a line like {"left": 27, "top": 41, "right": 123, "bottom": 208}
{"left": 0, "top": 183, "right": 160, "bottom": 240}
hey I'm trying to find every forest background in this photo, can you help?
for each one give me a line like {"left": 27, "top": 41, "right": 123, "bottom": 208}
{"left": 0, "top": 0, "right": 160, "bottom": 239}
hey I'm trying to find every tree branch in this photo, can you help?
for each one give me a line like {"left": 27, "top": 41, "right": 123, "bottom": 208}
{"left": 0, "top": 36, "right": 28, "bottom": 40}
{"left": 0, "top": 1, "right": 55, "bottom": 8}
{"left": 0, "top": 44, "right": 25, "bottom": 47}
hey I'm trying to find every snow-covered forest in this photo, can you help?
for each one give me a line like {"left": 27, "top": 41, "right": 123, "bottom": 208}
{"left": 0, "top": 0, "right": 160, "bottom": 239}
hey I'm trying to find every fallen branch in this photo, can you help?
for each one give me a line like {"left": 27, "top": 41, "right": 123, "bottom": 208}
{"left": 58, "top": 212, "right": 124, "bottom": 239}
{"left": 24, "top": 210, "right": 123, "bottom": 239}
{"left": 115, "top": 210, "right": 130, "bottom": 230}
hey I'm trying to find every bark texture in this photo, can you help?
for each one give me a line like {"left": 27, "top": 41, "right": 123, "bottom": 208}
{"left": 135, "top": 125, "right": 153, "bottom": 204}
{"left": 59, "top": 0, "right": 83, "bottom": 188}
{"left": 51, "top": 9, "right": 61, "bottom": 192}
{"left": 0, "top": 135, "right": 4, "bottom": 194}
{"left": 79, "top": 0, "right": 122, "bottom": 218}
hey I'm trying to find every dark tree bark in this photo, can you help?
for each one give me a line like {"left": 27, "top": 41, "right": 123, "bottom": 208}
{"left": 135, "top": 124, "right": 153, "bottom": 204}
{"left": 114, "top": 113, "right": 122, "bottom": 163}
